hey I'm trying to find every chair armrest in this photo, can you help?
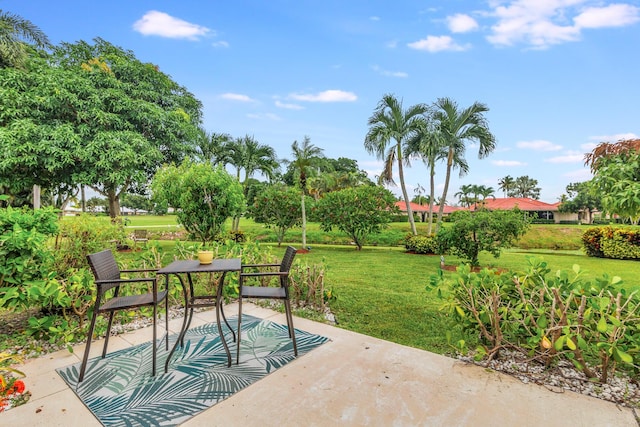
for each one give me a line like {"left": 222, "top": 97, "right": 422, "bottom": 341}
{"left": 241, "top": 263, "right": 280, "bottom": 270}
{"left": 240, "top": 271, "right": 288, "bottom": 278}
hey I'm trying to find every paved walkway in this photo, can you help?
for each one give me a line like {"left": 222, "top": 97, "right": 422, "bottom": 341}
{"left": 2, "top": 303, "right": 637, "bottom": 426}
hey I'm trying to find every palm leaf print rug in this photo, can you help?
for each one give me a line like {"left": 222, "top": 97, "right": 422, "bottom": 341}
{"left": 57, "top": 315, "right": 329, "bottom": 426}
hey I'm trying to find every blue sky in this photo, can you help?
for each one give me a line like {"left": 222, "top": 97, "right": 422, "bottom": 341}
{"left": 4, "top": 0, "right": 640, "bottom": 203}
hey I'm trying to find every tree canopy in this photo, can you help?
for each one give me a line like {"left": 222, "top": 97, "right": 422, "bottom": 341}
{"left": 0, "top": 38, "right": 202, "bottom": 216}
{"left": 151, "top": 161, "right": 245, "bottom": 245}
{"left": 585, "top": 139, "right": 640, "bottom": 223}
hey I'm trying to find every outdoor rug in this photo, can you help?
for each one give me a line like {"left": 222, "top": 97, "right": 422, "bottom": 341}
{"left": 57, "top": 315, "right": 329, "bottom": 426}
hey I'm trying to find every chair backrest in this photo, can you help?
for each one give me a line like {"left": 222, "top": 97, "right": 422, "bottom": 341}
{"left": 280, "top": 246, "right": 297, "bottom": 274}
{"left": 87, "top": 250, "right": 121, "bottom": 293}
{"left": 134, "top": 229, "right": 147, "bottom": 239}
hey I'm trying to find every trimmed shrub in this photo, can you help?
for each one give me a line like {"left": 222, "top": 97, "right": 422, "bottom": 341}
{"left": 582, "top": 226, "right": 640, "bottom": 260}
{"left": 404, "top": 234, "right": 439, "bottom": 254}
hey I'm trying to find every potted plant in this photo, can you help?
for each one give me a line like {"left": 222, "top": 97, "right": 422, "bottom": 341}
{"left": 197, "top": 249, "right": 214, "bottom": 264}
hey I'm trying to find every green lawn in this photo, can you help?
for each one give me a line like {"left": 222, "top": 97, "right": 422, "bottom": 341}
{"left": 107, "top": 215, "right": 640, "bottom": 355}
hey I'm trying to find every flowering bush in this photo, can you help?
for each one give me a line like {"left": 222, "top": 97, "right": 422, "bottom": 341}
{"left": 0, "top": 353, "right": 30, "bottom": 412}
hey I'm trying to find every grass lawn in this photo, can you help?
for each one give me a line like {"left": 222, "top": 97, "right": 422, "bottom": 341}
{"left": 73, "top": 215, "right": 640, "bottom": 356}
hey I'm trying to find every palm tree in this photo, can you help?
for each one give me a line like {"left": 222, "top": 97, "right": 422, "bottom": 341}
{"left": 290, "top": 136, "right": 324, "bottom": 248}
{"left": 227, "top": 135, "right": 279, "bottom": 230}
{"left": 0, "top": 10, "right": 51, "bottom": 68}
{"left": 498, "top": 175, "right": 515, "bottom": 197}
{"left": 194, "top": 129, "right": 232, "bottom": 166}
{"left": 431, "top": 98, "right": 496, "bottom": 232}
{"left": 365, "top": 94, "right": 428, "bottom": 235}
{"left": 513, "top": 176, "right": 541, "bottom": 199}
{"left": 455, "top": 184, "right": 475, "bottom": 207}
{"left": 474, "top": 184, "right": 495, "bottom": 208}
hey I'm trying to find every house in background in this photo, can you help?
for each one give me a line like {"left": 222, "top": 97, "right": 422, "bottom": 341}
{"left": 394, "top": 198, "right": 582, "bottom": 224}
{"left": 393, "top": 201, "right": 466, "bottom": 222}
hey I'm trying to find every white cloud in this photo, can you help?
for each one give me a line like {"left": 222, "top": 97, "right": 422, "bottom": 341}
{"left": 492, "top": 159, "right": 527, "bottom": 166}
{"left": 372, "top": 65, "right": 408, "bottom": 78}
{"left": 485, "top": 1, "right": 640, "bottom": 49}
{"left": 447, "top": 14, "right": 479, "bottom": 33}
{"left": 289, "top": 90, "right": 357, "bottom": 102}
{"left": 516, "top": 140, "right": 563, "bottom": 151}
{"left": 133, "top": 11, "right": 210, "bottom": 40}
{"left": 407, "top": 35, "right": 470, "bottom": 52}
{"left": 545, "top": 151, "right": 584, "bottom": 163}
{"left": 370, "top": 16, "right": 381, "bottom": 22}
{"left": 574, "top": 4, "right": 640, "bottom": 29}
{"left": 275, "top": 100, "right": 304, "bottom": 110}
{"left": 212, "top": 41, "right": 229, "bottom": 48}
{"left": 220, "top": 93, "right": 255, "bottom": 102}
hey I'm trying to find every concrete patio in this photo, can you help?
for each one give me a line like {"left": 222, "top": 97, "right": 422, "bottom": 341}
{"left": 2, "top": 303, "right": 637, "bottom": 426}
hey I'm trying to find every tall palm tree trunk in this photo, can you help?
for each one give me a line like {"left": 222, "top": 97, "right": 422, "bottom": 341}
{"left": 397, "top": 149, "right": 417, "bottom": 235}
{"left": 428, "top": 165, "right": 436, "bottom": 235}
{"left": 436, "top": 149, "right": 454, "bottom": 233}
{"left": 301, "top": 192, "right": 307, "bottom": 248}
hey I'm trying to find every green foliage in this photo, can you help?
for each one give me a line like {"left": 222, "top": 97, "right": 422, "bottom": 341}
{"left": 428, "top": 258, "right": 640, "bottom": 383}
{"left": 288, "top": 258, "right": 332, "bottom": 312}
{"left": 437, "top": 208, "right": 530, "bottom": 266}
{"left": 0, "top": 38, "right": 202, "bottom": 213}
{"left": 0, "top": 207, "right": 58, "bottom": 310}
{"left": 313, "top": 186, "right": 398, "bottom": 250}
{"left": 582, "top": 226, "right": 640, "bottom": 260}
{"left": 248, "top": 185, "right": 302, "bottom": 246}
{"left": 404, "top": 234, "right": 440, "bottom": 254}
{"left": 54, "top": 214, "right": 127, "bottom": 271}
{"left": 152, "top": 161, "right": 245, "bottom": 246}
{"left": 590, "top": 150, "right": 640, "bottom": 223}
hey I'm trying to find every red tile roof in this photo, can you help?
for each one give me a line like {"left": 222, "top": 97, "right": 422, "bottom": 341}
{"left": 394, "top": 201, "right": 465, "bottom": 214}
{"left": 394, "top": 198, "right": 558, "bottom": 213}
{"left": 481, "top": 198, "right": 558, "bottom": 211}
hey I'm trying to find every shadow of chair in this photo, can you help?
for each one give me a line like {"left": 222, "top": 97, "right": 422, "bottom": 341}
{"left": 236, "top": 246, "right": 298, "bottom": 364}
{"left": 78, "top": 249, "right": 168, "bottom": 383}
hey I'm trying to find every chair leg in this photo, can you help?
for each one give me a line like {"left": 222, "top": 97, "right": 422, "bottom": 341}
{"left": 236, "top": 295, "right": 243, "bottom": 364}
{"left": 284, "top": 299, "right": 298, "bottom": 356}
{"left": 165, "top": 293, "right": 169, "bottom": 351}
{"left": 152, "top": 304, "right": 157, "bottom": 376}
{"left": 78, "top": 310, "right": 99, "bottom": 383}
{"left": 102, "top": 311, "right": 115, "bottom": 358}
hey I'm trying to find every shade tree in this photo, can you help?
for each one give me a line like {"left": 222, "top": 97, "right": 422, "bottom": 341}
{"left": 585, "top": 139, "right": 640, "bottom": 224}
{"left": 313, "top": 185, "right": 398, "bottom": 250}
{"left": 248, "top": 184, "right": 302, "bottom": 246}
{"left": 0, "top": 38, "right": 202, "bottom": 216}
{"left": 151, "top": 161, "right": 245, "bottom": 246}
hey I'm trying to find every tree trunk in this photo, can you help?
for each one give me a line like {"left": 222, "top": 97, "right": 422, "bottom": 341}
{"left": 108, "top": 190, "right": 120, "bottom": 219}
{"left": 397, "top": 147, "right": 417, "bottom": 235}
{"left": 32, "top": 185, "right": 41, "bottom": 209}
{"left": 436, "top": 148, "right": 454, "bottom": 233}
{"left": 428, "top": 164, "right": 435, "bottom": 236}
{"left": 81, "top": 185, "right": 86, "bottom": 212}
{"left": 301, "top": 192, "right": 307, "bottom": 248}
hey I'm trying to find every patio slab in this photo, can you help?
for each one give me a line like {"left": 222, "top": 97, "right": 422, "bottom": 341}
{"left": 2, "top": 303, "right": 637, "bottom": 426}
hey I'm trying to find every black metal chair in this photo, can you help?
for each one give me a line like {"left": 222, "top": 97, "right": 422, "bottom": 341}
{"left": 236, "top": 246, "right": 298, "bottom": 364}
{"left": 78, "top": 249, "right": 168, "bottom": 382}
